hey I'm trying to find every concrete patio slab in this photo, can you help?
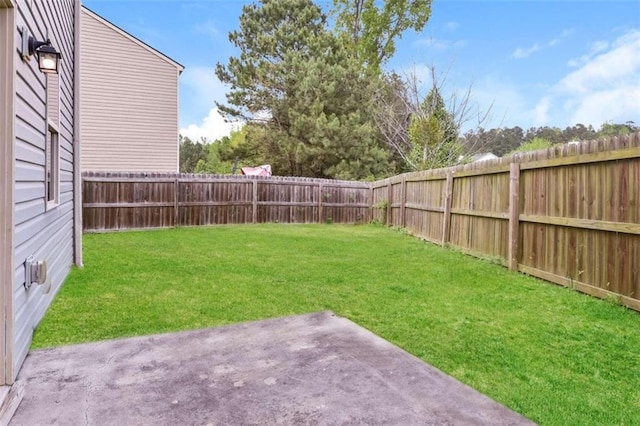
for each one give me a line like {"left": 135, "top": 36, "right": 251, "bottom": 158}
{"left": 10, "top": 312, "right": 534, "bottom": 425}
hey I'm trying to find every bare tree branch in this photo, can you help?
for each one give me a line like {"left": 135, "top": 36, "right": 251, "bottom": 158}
{"left": 374, "top": 65, "right": 495, "bottom": 170}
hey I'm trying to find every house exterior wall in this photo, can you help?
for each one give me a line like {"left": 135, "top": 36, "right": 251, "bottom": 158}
{"left": 13, "top": 0, "right": 79, "bottom": 380}
{"left": 80, "top": 7, "right": 182, "bottom": 172}
{"left": 1, "top": 0, "right": 17, "bottom": 385}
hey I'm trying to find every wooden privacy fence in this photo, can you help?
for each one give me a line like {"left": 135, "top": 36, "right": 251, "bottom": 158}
{"left": 82, "top": 173, "right": 372, "bottom": 231}
{"left": 82, "top": 134, "right": 640, "bottom": 311}
{"left": 372, "top": 133, "right": 640, "bottom": 311}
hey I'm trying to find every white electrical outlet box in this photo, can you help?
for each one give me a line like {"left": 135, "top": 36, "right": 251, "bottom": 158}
{"left": 25, "top": 255, "right": 48, "bottom": 291}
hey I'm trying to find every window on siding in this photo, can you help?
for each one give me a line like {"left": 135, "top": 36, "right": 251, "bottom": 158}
{"left": 46, "top": 123, "right": 59, "bottom": 207}
{"left": 46, "top": 65, "right": 60, "bottom": 208}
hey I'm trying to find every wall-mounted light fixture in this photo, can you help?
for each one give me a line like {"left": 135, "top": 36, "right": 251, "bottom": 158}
{"left": 21, "top": 27, "right": 62, "bottom": 74}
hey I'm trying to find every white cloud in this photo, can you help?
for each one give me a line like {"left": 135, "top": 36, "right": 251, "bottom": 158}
{"left": 512, "top": 43, "right": 541, "bottom": 58}
{"left": 472, "top": 78, "right": 530, "bottom": 130}
{"left": 512, "top": 29, "right": 574, "bottom": 59}
{"left": 539, "top": 29, "right": 640, "bottom": 127}
{"left": 569, "top": 86, "right": 640, "bottom": 125}
{"left": 180, "top": 108, "right": 242, "bottom": 143}
{"left": 402, "top": 29, "right": 639, "bottom": 131}
{"left": 443, "top": 21, "right": 460, "bottom": 31}
{"left": 193, "top": 19, "right": 219, "bottom": 40}
{"left": 558, "top": 31, "right": 639, "bottom": 94}
{"left": 566, "top": 58, "right": 579, "bottom": 68}
{"left": 567, "top": 40, "right": 610, "bottom": 67}
{"left": 180, "top": 66, "right": 227, "bottom": 109}
{"left": 534, "top": 97, "right": 550, "bottom": 126}
{"left": 591, "top": 40, "right": 609, "bottom": 53}
{"left": 415, "top": 37, "right": 467, "bottom": 50}
{"left": 179, "top": 65, "right": 231, "bottom": 131}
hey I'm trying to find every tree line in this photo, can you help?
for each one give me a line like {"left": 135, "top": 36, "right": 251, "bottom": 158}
{"left": 180, "top": 121, "right": 637, "bottom": 174}
{"left": 180, "top": 0, "right": 637, "bottom": 177}
{"left": 462, "top": 122, "right": 638, "bottom": 158}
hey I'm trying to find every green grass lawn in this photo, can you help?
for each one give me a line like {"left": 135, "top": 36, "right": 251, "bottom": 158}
{"left": 33, "top": 224, "right": 640, "bottom": 425}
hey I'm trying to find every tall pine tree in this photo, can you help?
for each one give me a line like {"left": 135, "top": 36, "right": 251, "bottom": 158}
{"left": 216, "top": 0, "right": 392, "bottom": 180}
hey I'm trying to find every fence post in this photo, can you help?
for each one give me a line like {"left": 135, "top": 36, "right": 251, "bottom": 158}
{"left": 386, "top": 181, "right": 392, "bottom": 226}
{"left": 318, "top": 183, "right": 323, "bottom": 224}
{"left": 252, "top": 179, "right": 258, "bottom": 224}
{"left": 368, "top": 184, "right": 374, "bottom": 222}
{"left": 116, "top": 175, "right": 120, "bottom": 229}
{"left": 508, "top": 162, "right": 521, "bottom": 271}
{"left": 441, "top": 172, "right": 453, "bottom": 245}
{"left": 400, "top": 177, "right": 407, "bottom": 228}
{"left": 174, "top": 178, "right": 179, "bottom": 227}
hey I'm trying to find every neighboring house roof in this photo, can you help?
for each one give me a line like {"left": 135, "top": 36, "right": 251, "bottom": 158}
{"left": 241, "top": 165, "right": 272, "bottom": 176}
{"left": 81, "top": 5, "right": 184, "bottom": 73}
{"left": 470, "top": 152, "right": 498, "bottom": 162}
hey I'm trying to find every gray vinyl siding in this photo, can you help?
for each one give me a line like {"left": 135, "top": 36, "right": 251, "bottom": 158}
{"left": 80, "top": 8, "right": 181, "bottom": 172}
{"left": 13, "top": 0, "right": 76, "bottom": 378}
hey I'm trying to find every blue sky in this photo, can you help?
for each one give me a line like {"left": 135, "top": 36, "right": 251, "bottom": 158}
{"left": 83, "top": 0, "right": 640, "bottom": 141}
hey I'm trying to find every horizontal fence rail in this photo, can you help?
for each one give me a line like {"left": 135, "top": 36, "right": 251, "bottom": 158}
{"left": 371, "top": 133, "right": 640, "bottom": 311}
{"left": 82, "top": 173, "right": 372, "bottom": 231}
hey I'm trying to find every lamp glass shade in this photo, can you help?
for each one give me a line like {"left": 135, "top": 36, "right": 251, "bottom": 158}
{"left": 37, "top": 46, "right": 60, "bottom": 74}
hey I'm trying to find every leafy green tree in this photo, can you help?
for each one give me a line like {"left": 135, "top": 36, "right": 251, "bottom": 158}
{"left": 332, "top": 0, "right": 431, "bottom": 72}
{"left": 216, "top": 0, "right": 392, "bottom": 180}
{"left": 190, "top": 128, "right": 253, "bottom": 175}
{"left": 561, "top": 123, "right": 596, "bottom": 142}
{"left": 194, "top": 137, "right": 233, "bottom": 174}
{"left": 496, "top": 127, "right": 525, "bottom": 155}
{"left": 508, "top": 137, "right": 553, "bottom": 155}
{"left": 525, "top": 126, "right": 563, "bottom": 144}
{"left": 460, "top": 121, "right": 638, "bottom": 158}
{"left": 407, "top": 86, "right": 460, "bottom": 169}
{"left": 598, "top": 121, "right": 638, "bottom": 138}
{"left": 179, "top": 136, "right": 208, "bottom": 173}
